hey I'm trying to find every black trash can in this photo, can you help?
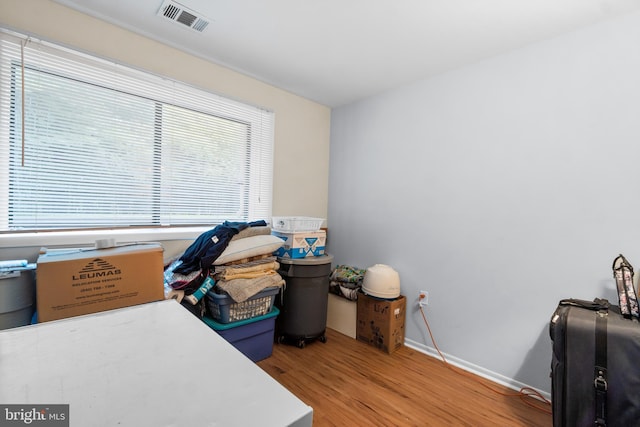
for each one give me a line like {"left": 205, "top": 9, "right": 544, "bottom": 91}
{"left": 276, "top": 254, "right": 333, "bottom": 348}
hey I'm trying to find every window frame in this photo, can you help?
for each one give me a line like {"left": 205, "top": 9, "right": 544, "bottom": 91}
{"left": 0, "top": 29, "right": 274, "bottom": 234}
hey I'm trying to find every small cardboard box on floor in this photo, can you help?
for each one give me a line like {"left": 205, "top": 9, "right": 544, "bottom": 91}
{"left": 356, "top": 293, "right": 406, "bottom": 354}
{"left": 36, "top": 243, "right": 164, "bottom": 322}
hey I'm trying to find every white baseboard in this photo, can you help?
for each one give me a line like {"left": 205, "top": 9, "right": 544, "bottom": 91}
{"left": 404, "top": 338, "right": 551, "bottom": 402}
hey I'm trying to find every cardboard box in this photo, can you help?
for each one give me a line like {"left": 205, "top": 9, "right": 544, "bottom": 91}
{"left": 36, "top": 243, "right": 164, "bottom": 322}
{"left": 327, "top": 293, "right": 357, "bottom": 338}
{"left": 271, "top": 230, "right": 326, "bottom": 258}
{"left": 356, "top": 293, "right": 406, "bottom": 354}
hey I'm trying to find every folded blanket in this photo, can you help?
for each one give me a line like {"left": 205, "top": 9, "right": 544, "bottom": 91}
{"left": 213, "top": 256, "right": 277, "bottom": 275}
{"left": 329, "top": 264, "right": 366, "bottom": 301}
{"left": 220, "top": 253, "right": 274, "bottom": 266}
{"left": 330, "top": 264, "right": 366, "bottom": 283}
{"left": 215, "top": 264, "right": 280, "bottom": 281}
{"left": 231, "top": 225, "right": 272, "bottom": 241}
{"left": 215, "top": 273, "right": 285, "bottom": 303}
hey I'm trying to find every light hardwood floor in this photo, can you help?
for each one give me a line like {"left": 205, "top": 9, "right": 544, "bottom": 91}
{"left": 258, "top": 328, "right": 552, "bottom": 427}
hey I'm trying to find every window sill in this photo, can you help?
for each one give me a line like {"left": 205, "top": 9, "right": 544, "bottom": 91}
{"left": 0, "top": 227, "right": 208, "bottom": 249}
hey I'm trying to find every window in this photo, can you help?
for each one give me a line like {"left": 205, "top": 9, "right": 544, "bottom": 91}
{"left": 0, "top": 30, "right": 274, "bottom": 232}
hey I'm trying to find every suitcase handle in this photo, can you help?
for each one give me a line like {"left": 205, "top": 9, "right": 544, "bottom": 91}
{"left": 559, "top": 298, "right": 610, "bottom": 311}
{"left": 612, "top": 254, "right": 634, "bottom": 275}
{"left": 612, "top": 253, "right": 639, "bottom": 318}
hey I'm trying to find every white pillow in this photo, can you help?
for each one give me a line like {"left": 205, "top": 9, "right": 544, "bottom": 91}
{"left": 213, "top": 234, "right": 284, "bottom": 265}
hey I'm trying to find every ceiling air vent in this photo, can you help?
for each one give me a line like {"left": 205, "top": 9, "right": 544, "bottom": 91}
{"left": 157, "top": 0, "right": 210, "bottom": 33}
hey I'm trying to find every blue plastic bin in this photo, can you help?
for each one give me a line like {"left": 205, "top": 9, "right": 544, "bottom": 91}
{"left": 202, "top": 307, "right": 279, "bottom": 362}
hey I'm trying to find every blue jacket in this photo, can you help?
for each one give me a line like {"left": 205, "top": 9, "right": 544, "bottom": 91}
{"left": 174, "top": 220, "right": 267, "bottom": 274}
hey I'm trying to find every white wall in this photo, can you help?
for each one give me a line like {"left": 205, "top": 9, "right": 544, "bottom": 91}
{"left": 329, "top": 10, "right": 640, "bottom": 393}
{"left": 0, "top": 0, "right": 330, "bottom": 261}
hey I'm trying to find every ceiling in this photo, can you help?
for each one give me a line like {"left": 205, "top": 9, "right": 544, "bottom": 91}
{"left": 53, "top": 0, "right": 640, "bottom": 108}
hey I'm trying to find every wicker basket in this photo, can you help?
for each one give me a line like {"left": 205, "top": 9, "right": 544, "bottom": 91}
{"left": 205, "top": 286, "right": 279, "bottom": 323}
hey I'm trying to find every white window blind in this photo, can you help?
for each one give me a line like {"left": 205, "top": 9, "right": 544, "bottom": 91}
{"left": 0, "top": 30, "right": 274, "bottom": 232}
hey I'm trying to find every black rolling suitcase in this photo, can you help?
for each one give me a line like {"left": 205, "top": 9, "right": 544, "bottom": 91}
{"left": 550, "top": 298, "right": 640, "bottom": 426}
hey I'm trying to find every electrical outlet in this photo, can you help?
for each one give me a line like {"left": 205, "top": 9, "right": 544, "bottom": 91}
{"left": 419, "top": 290, "right": 429, "bottom": 306}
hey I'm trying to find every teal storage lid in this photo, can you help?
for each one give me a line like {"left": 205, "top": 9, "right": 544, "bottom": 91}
{"left": 202, "top": 306, "right": 279, "bottom": 331}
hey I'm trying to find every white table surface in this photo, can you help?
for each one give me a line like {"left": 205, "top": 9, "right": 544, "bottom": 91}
{"left": 0, "top": 300, "right": 313, "bottom": 427}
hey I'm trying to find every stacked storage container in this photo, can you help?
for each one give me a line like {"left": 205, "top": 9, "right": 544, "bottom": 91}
{"left": 203, "top": 283, "right": 280, "bottom": 362}
{"left": 166, "top": 222, "right": 286, "bottom": 362}
{"left": 271, "top": 217, "right": 333, "bottom": 348}
{"left": 202, "top": 307, "right": 280, "bottom": 362}
{"left": 201, "top": 227, "right": 286, "bottom": 362}
{"left": 271, "top": 217, "right": 326, "bottom": 259}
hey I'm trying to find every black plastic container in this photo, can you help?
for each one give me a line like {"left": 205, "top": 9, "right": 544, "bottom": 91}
{"left": 276, "top": 254, "right": 333, "bottom": 348}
